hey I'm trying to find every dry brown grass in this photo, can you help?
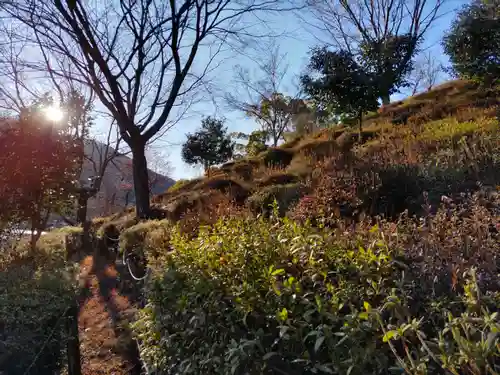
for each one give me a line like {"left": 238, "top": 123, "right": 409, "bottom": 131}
{"left": 256, "top": 171, "right": 300, "bottom": 187}
{"left": 92, "top": 79, "right": 499, "bottom": 232}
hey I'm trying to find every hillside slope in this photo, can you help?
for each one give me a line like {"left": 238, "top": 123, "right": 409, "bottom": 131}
{"left": 98, "top": 79, "right": 500, "bottom": 375}
{"left": 4, "top": 79, "right": 499, "bottom": 375}
{"left": 138, "top": 79, "right": 499, "bottom": 226}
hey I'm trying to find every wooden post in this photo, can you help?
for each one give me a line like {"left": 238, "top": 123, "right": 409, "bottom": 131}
{"left": 66, "top": 300, "right": 82, "bottom": 375}
{"left": 82, "top": 220, "right": 91, "bottom": 250}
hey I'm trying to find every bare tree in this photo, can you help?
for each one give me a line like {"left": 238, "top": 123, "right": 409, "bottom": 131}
{"left": 146, "top": 147, "right": 174, "bottom": 192}
{"left": 0, "top": 33, "right": 38, "bottom": 114}
{"left": 104, "top": 146, "right": 172, "bottom": 213}
{"left": 0, "top": 36, "right": 129, "bottom": 226}
{"left": 71, "top": 119, "right": 128, "bottom": 223}
{"left": 226, "top": 42, "right": 303, "bottom": 146}
{"left": 409, "top": 51, "right": 444, "bottom": 95}
{"left": 0, "top": 0, "right": 301, "bottom": 218}
{"left": 303, "top": 0, "right": 448, "bottom": 104}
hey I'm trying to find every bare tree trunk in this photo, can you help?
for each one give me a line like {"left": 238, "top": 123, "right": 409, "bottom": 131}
{"left": 131, "top": 142, "right": 151, "bottom": 219}
{"left": 65, "top": 299, "right": 82, "bottom": 375}
{"left": 30, "top": 206, "right": 50, "bottom": 251}
{"left": 107, "top": 192, "right": 116, "bottom": 215}
{"left": 272, "top": 134, "right": 279, "bottom": 147}
{"left": 358, "top": 112, "right": 363, "bottom": 142}
{"left": 381, "top": 94, "right": 390, "bottom": 105}
{"left": 411, "top": 81, "right": 420, "bottom": 96}
{"left": 76, "top": 190, "right": 88, "bottom": 225}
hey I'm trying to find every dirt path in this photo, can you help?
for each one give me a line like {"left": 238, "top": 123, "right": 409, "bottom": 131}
{"left": 76, "top": 254, "right": 142, "bottom": 375}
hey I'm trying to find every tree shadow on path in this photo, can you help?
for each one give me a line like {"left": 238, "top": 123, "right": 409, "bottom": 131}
{"left": 76, "top": 251, "right": 142, "bottom": 375}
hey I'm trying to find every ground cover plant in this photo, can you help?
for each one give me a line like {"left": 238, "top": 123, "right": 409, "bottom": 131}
{"left": 0, "top": 228, "right": 80, "bottom": 374}
{"left": 123, "top": 80, "right": 500, "bottom": 374}
{"left": 132, "top": 196, "right": 499, "bottom": 374}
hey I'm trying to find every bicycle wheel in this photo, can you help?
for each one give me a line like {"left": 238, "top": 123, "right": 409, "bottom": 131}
{"left": 123, "top": 248, "right": 149, "bottom": 281}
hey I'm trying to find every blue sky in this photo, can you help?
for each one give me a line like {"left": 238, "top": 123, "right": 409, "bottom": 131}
{"left": 96, "top": 1, "right": 467, "bottom": 181}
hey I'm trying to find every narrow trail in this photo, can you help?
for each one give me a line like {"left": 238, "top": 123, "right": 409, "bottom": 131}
{"left": 76, "top": 253, "right": 142, "bottom": 375}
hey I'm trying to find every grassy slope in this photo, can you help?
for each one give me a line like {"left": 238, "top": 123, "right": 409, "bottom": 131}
{"left": 93, "top": 79, "right": 499, "bottom": 232}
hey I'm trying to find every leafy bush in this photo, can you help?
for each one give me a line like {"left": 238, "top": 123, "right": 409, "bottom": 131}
{"left": 259, "top": 148, "right": 295, "bottom": 168}
{"left": 231, "top": 162, "right": 255, "bottom": 181}
{"left": 295, "top": 139, "right": 339, "bottom": 161}
{"left": 257, "top": 172, "right": 299, "bottom": 187}
{"left": 132, "top": 207, "right": 500, "bottom": 375}
{"left": 290, "top": 156, "right": 376, "bottom": 224}
{"left": 0, "top": 233, "right": 78, "bottom": 375}
{"left": 120, "top": 220, "right": 170, "bottom": 257}
{"left": 168, "top": 179, "right": 191, "bottom": 193}
{"left": 291, "top": 120, "right": 500, "bottom": 222}
{"left": 443, "top": 0, "right": 500, "bottom": 85}
{"left": 247, "top": 130, "right": 270, "bottom": 156}
{"left": 97, "top": 213, "right": 139, "bottom": 237}
{"left": 418, "top": 117, "right": 498, "bottom": 142}
{"left": 198, "top": 177, "right": 251, "bottom": 202}
{"left": 162, "top": 190, "right": 224, "bottom": 222}
{"left": 247, "top": 183, "right": 307, "bottom": 216}
{"left": 287, "top": 154, "right": 315, "bottom": 178}
{"left": 281, "top": 135, "right": 304, "bottom": 149}
{"left": 161, "top": 189, "right": 250, "bottom": 235}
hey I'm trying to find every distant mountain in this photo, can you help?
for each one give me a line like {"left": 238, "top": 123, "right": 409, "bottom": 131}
{"left": 81, "top": 140, "right": 175, "bottom": 219}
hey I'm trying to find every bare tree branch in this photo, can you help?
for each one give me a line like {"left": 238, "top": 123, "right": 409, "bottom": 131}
{"left": 303, "top": 0, "right": 449, "bottom": 51}
{"left": 409, "top": 50, "right": 445, "bottom": 95}
{"left": 300, "top": 0, "right": 449, "bottom": 104}
{"left": 0, "top": 32, "right": 125, "bottom": 222}
{"left": 0, "top": 0, "right": 303, "bottom": 217}
{"left": 225, "top": 41, "right": 303, "bottom": 146}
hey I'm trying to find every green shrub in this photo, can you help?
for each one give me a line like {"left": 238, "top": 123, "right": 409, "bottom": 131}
{"left": 197, "top": 177, "right": 251, "bottom": 202}
{"left": 91, "top": 216, "right": 110, "bottom": 231}
{"left": 154, "top": 178, "right": 204, "bottom": 203}
{"left": 247, "top": 183, "right": 307, "bottom": 216}
{"left": 257, "top": 172, "right": 299, "bottom": 187}
{"left": 0, "top": 235, "right": 78, "bottom": 375}
{"left": 168, "top": 179, "right": 191, "bottom": 193}
{"left": 162, "top": 191, "right": 210, "bottom": 221}
{"left": 287, "top": 154, "right": 315, "bottom": 178}
{"left": 280, "top": 134, "right": 304, "bottom": 149}
{"left": 290, "top": 157, "right": 375, "bottom": 224}
{"left": 134, "top": 215, "right": 396, "bottom": 375}
{"left": 335, "top": 131, "right": 358, "bottom": 151}
{"left": 231, "top": 161, "right": 258, "bottom": 181}
{"left": 418, "top": 117, "right": 498, "bottom": 142}
{"left": 161, "top": 190, "right": 247, "bottom": 234}
{"left": 133, "top": 211, "right": 500, "bottom": 375}
{"left": 259, "top": 148, "right": 295, "bottom": 168}
{"left": 120, "top": 220, "right": 171, "bottom": 259}
{"left": 97, "top": 214, "right": 138, "bottom": 237}
{"left": 295, "top": 139, "right": 339, "bottom": 160}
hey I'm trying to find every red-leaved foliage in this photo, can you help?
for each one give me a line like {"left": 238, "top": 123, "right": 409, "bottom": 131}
{"left": 0, "top": 115, "right": 82, "bottom": 224}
